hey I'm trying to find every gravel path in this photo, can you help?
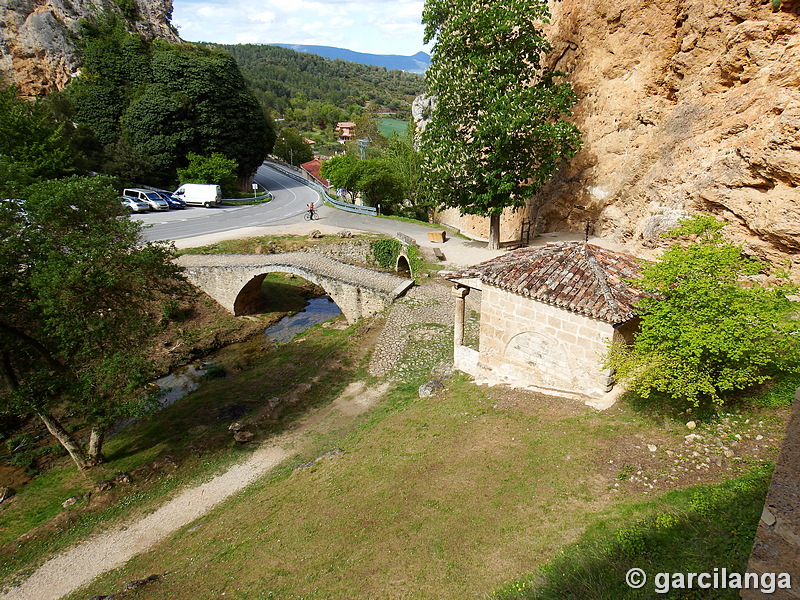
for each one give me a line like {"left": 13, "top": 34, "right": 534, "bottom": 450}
{"left": 0, "top": 382, "right": 391, "bottom": 600}
{"left": 0, "top": 445, "right": 290, "bottom": 600}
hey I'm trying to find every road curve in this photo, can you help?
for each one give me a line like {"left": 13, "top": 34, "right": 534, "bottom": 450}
{"left": 135, "top": 165, "right": 319, "bottom": 243}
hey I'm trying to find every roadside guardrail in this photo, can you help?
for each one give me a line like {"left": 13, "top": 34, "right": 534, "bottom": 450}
{"left": 264, "top": 160, "right": 378, "bottom": 216}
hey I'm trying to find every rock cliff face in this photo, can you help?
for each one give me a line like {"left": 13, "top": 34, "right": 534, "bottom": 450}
{"left": 541, "top": 0, "right": 800, "bottom": 269}
{"left": 0, "top": 0, "right": 179, "bottom": 97}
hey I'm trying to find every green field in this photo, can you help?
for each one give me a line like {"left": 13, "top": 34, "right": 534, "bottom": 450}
{"left": 378, "top": 117, "right": 409, "bottom": 139}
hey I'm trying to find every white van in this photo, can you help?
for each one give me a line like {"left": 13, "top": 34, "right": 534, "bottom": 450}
{"left": 172, "top": 183, "right": 222, "bottom": 208}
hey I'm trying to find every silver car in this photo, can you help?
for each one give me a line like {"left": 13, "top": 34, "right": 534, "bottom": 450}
{"left": 120, "top": 196, "right": 149, "bottom": 213}
{"left": 123, "top": 188, "right": 170, "bottom": 211}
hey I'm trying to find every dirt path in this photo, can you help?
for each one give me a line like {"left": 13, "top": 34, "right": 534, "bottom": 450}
{"left": 0, "top": 381, "right": 391, "bottom": 600}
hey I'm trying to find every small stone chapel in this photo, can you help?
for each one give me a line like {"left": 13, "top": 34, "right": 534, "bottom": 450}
{"left": 445, "top": 242, "right": 649, "bottom": 402}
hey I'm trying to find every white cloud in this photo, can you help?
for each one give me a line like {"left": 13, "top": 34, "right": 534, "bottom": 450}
{"left": 172, "top": 0, "right": 427, "bottom": 55}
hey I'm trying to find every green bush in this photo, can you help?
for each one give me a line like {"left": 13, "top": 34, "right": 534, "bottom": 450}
{"left": 370, "top": 238, "right": 402, "bottom": 270}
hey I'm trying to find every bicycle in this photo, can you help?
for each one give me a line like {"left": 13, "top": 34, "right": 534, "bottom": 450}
{"left": 304, "top": 208, "right": 319, "bottom": 221}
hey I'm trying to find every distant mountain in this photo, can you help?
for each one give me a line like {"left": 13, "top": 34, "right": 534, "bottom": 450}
{"left": 272, "top": 44, "right": 430, "bottom": 74}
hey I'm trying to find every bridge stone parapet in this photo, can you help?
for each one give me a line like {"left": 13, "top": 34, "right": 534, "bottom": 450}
{"left": 175, "top": 253, "right": 414, "bottom": 324}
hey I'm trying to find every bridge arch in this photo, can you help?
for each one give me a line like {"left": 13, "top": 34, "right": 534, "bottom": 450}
{"left": 233, "top": 266, "right": 336, "bottom": 317}
{"left": 175, "top": 253, "right": 414, "bottom": 325}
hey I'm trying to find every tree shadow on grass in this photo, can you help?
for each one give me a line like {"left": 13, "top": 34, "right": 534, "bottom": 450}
{"left": 493, "top": 464, "right": 773, "bottom": 600}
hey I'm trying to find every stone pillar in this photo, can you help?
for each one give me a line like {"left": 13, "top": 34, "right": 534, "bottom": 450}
{"left": 451, "top": 285, "right": 470, "bottom": 347}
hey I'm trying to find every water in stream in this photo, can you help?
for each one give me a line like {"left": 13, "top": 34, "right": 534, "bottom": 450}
{"left": 151, "top": 296, "right": 342, "bottom": 407}
{"left": 264, "top": 296, "right": 342, "bottom": 343}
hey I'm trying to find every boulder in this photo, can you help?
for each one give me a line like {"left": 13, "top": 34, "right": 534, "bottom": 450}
{"left": 419, "top": 379, "right": 445, "bottom": 398}
{"left": 233, "top": 431, "right": 254, "bottom": 443}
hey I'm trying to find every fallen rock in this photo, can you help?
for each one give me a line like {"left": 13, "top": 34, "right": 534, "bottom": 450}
{"left": 337, "top": 229, "right": 352, "bottom": 238}
{"left": 647, "top": 444, "right": 658, "bottom": 452}
{"left": 114, "top": 473, "right": 132, "bottom": 485}
{"left": 686, "top": 421, "right": 697, "bottom": 430}
{"left": 419, "top": 379, "right": 445, "bottom": 398}
{"left": 94, "top": 480, "right": 114, "bottom": 492}
{"left": 308, "top": 230, "right": 322, "bottom": 239}
{"left": 62, "top": 495, "right": 80, "bottom": 508}
{"left": 233, "top": 431, "right": 254, "bottom": 443}
{"left": 0, "top": 487, "right": 13, "bottom": 505}
{"left": 124, "top": 574, "right": 160, "bottom": 591}
{"left": 317, "top": 448, "right": 344, "bottom": 461}
{"left": 228, "top": 422, "right": 244, "bottom": 432}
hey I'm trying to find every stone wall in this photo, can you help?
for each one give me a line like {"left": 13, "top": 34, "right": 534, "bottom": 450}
{"left": 302, "top": 241, "right": 374, "bottom": 267}
{"left": 432, "top": 206, "right": 525, "bottom": 244}
{"left": 742, "top": 393, "right": 800, "bottom": 599}
{"left": 474, "top": 284, "right": 615, "bottom": 398}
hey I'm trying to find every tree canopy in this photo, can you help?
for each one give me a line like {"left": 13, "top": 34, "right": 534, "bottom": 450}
{"left": 608, "top": 215, "right": 800, "bottom": 408}
{"left": 0, "top": 176, "right": 189, "bottom": 468}
{"left": 273, "top": 128, "right": 314, "bottom": 166}
{"left": 0, "top": 82, "right": 75, "bottom": 197}
{"left": 420, "top": 0, "right": 582, "bottom": 249}
{"left": 320, "top": 154, "right": 404, "bottom": 214}
{"left": 67, "top": 14, "right": 275, "bottom": 187}
{"left": 219, "top": 44, "right": 424, "bottom": 129}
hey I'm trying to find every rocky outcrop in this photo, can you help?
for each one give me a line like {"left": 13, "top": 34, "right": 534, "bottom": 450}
{"left": 0, "top": 0, "right": 179, "bottom": 97}
{"left": 541, "top": 0, "right": 800, "bottom": 270}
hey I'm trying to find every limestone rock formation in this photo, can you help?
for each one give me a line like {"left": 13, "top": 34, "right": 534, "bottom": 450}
{"left": 541, "top": 0, "right": 800, "bottom": 269}
{"left": 0, "top": 0, "right": 179, "bottom": 97}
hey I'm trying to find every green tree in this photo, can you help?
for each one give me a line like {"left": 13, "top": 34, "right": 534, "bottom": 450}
{"left": 320, "top": 154, "right": 362, "bottom": 202}
{"left": 0, "top": 176, "right": 189, "bottom": 469}
{"left": 273, "top": 127, "right": 313, "bottom": 165}
{"left": 356, "top": 159, "right": 403, "bottom": 211}
{"left": 67, "top": 16, "right": 275, "bottom": 186}
{"left": 383, "top": 126, "right": 433, "bottom": 220}
{"left": 608, "top": 215, "right": 800, "bottom": 408}
{"left": 420, "top": 0, "right": 582, "bottom": 249}
{"left": 177, "top": 152, "right": 238, "bottom": 197}
{"left": 0, "top": 82, "right": 75, "bottom": 196}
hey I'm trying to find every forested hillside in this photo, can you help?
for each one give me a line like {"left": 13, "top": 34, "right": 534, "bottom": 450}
{"left": 217, "top": 44, "right": 425, "bottom": 126}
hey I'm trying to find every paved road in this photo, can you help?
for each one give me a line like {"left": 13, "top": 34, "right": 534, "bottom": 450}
{"left": 135, "top": 165, "right": 319, "bottom": 242}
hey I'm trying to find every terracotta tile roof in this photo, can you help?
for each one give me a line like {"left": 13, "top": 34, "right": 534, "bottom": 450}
{"left": 300, "top": 159, "right": 329, "bottom": 187}
{"left": 446, "top": 242, "right": 650, "bottom": 324}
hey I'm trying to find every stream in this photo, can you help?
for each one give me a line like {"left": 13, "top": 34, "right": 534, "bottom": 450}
{"left": 153, "top": 297, "right": 342, "bottom": 407}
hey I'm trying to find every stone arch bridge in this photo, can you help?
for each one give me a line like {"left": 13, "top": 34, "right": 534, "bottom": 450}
{"left": 175, "top": 253, "right": 415, "bottom": 324}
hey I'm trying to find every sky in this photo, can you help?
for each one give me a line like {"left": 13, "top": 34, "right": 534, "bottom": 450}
{"left": 171, "top": 0, "right": 430, "bottom": 56}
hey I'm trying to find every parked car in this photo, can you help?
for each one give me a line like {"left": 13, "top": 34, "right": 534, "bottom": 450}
{"left": 153, "top": 191, "right": 186, "bottom": 209}
{"left": 171, "top": 183, "right": 221, "bottom": 208}
{"left": 123, "top": 188, "right": 170, "bottom": 211}
{"left": 120, "top": 196, "right": 149, "bottom": 213}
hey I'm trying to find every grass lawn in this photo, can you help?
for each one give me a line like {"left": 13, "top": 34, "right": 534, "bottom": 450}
{"left": 61, "top": 370, "right": 787, "bottom": 600}
{"left": 378, "top": 117, "right": 409, "bottom": 139}
{"left": 1, "top": 272, "right": 791, "bottom": 600}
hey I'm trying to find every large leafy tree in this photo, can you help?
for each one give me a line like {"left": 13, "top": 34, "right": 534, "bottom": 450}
{"left": 320, "top": 155, "right": 403, "bottom": 212}
{"left": 273, "top": 127, "right": 314, "bottom": 166}
{"left": 609, "top": 215, "right": 800, "bottom": 407}
{"left": 67, "top": 15, "right": 276, "bottom": 187}
{"left": 420, "top": 0, "right": 582, "bottom": 249}
{"left": 0, "top": 82, "right": 75, "bottom": 197}
{"left": 177, "top": 152, "right": 238, "bottom": 197}
{"left": 0, "top": 176, "right": 189, "bottom": 469}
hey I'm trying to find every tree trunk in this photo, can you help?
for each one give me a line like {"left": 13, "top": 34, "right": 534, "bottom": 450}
{"left": 37, "top": 411, "right": 89, "bottom": 470}
{"left": 87, "top": 428, "right": 106, "bottom": 466}
{"left": 488, "top": 213, "right": 501, "bottom": 250}
{"left": 1, "top": 350, "right": 89, "bottom": 470}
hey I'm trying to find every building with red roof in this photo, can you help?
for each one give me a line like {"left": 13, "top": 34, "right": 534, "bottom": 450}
{"left": 445, "top": 242, "right": 649, "bottom": 403}
{"left": 300, "top": 159, "right": 330, "bottom": 188}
